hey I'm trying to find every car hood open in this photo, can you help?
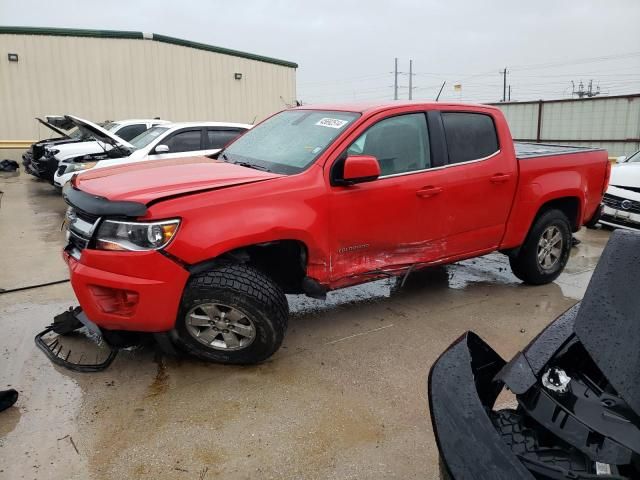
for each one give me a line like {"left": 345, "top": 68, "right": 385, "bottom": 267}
{"left": 574, "top": 229, "right": 640, "bottom": 418}
{"left": 73, "top": 156, "right": 282, "bottom": 204}
{"left": 37, "top": 116, "right": 76, "bottom": 138}
{"left": 65, "top": 115, "right": 134, "bottom": 150}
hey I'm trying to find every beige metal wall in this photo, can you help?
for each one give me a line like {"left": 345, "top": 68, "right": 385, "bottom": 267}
{"left": 0, "top": 33, "right": 297, "bottom": 144}
{"left": 492, "top": 95, "right": 640, "bottom": 157}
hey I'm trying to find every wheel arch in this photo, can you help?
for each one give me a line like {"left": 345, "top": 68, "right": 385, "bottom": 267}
{"left": 187, "top": 238, "right": 310, "bottom": 294}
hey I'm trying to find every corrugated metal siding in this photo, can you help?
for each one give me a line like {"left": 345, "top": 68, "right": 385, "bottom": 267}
{"left": 0, "top": 33, "right": 297, "bottom": 141}
{"left": 498, "top": 103, "right": 538, "bottom": 140}
{"left": 492, "top": 96, "right": 640, "bottom": 157}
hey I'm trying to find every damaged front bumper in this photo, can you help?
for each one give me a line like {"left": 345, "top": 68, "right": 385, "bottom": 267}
{"left": 35, "top": 307, "right": 119, "bottom": 372}
{"left": 430, "top": 230, "right": 640, "bottom": 480}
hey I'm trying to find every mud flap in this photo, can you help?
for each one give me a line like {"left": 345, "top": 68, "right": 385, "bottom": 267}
{"left": 34, "top": 307, "right": 119, "bottom": 372}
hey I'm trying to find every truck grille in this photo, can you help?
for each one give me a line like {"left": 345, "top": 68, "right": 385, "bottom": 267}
{"left": 66, "top": 208, "right": 100, "bottom": 254}
{"left": 603, "top": 194, "right": 640, "bottom": 215}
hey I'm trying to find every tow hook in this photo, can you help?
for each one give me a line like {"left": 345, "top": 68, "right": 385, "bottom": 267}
{"left": 541, "top": 366, "right": 571, "bottom": 394}
{"left": 34, "top": 307, "right": 119, "bottom": 372}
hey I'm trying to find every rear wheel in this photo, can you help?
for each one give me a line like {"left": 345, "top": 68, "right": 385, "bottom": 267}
{"left": 509, "top": 209, "right": 572, "bottom": 285}
{"left": 174, "top": 264, "right": 288, "bottom": 364}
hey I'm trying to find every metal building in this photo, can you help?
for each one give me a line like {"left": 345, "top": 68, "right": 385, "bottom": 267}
{"left": 491, "top": 94, "right": 640, "bottom": 157}
{"left": 0, "top": 26, "right": 298, "bottom": 159}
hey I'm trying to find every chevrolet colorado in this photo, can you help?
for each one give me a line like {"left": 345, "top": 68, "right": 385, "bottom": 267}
{"left": 61, "top": 102, "right": 610, "bottom": 364}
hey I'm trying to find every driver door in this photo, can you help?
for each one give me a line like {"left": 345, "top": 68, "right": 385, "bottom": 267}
{"left": 327, "top": 112, "right": 447, "bottom": 284}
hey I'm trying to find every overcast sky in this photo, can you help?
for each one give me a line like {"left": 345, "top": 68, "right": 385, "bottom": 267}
{"left": 1, "top": 0, "right": 639, "bottom": 104}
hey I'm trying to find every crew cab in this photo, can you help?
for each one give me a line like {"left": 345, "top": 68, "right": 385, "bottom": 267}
{"left": 53, "top": 117, "right": 251, "bottom": 188}
{"left": 31, "top": 117, "right": 169, "bottom": 183}
{"left": 61, "top": 102, "right": 610, "bottom": 364}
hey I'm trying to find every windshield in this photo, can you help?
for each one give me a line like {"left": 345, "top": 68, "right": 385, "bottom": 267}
{"left": 222, "top": 110, "right": 360, "bottom": 174}
{"left": 626, "top": 150, "right": 640, "bottom": 163}
{"left": 129, "top": 126, "right": 170, "bottom": 149}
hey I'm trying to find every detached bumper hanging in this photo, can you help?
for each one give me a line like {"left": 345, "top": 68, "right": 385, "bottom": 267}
{"left": 34, "top": 307, "right": 118, "bottom": 372}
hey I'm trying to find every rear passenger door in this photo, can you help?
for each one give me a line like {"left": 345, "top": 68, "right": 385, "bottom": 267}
{"left": 437, "top": 111, "right": 518, "bottom": 255}
{"left": 205, "top": 128, "right": 246, "bottom": 155}
{"left": 148, "top": 128, "right": 205, "bottom": 160}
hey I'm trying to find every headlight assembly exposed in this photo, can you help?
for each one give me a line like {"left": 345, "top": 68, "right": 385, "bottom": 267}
{"left": 66, "top": 161, "right": 98, "bottom": 174}
{"left": 95, "top": 219, "right": 180, "bottom": 251}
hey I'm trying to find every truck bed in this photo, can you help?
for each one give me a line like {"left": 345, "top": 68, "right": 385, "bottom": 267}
{"left": 515, "top": 142, "right": 604, "bottom": 160}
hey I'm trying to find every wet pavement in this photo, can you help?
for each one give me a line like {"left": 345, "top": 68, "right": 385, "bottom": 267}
{"left": 0, "top": 171, "right": 612, "bottom": 479}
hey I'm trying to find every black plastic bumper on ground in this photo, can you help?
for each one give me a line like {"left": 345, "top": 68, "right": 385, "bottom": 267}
{"left": 428, "top": 332, "right": 536, "bottom": 480}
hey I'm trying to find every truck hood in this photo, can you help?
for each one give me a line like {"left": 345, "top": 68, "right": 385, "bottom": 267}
{"left": 65, "top": 115, "right": 134, "bottom": 150}
{"left": 609, "top": 163, "right": 640, "bottom": 189}
{"left": 74, "top": 156, "right": 282, "bottom": 204}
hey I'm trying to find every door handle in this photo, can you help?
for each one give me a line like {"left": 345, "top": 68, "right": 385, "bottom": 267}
{"left": 416, "top": 186, "right": 443, "bottom": 198}
{"left": 490, "top": 173, "right": 511, "bottom": 184}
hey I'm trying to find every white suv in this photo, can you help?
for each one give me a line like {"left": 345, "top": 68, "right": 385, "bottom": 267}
{"left": 45, "top": 118, "right": 170, "bottom": 162}
{"left": 53, "top": 116, "right": 251, "bottom": 187}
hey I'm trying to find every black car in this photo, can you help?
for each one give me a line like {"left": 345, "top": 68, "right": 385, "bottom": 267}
{"left": 429, "top": 229, "right": 640, "bottom": 479}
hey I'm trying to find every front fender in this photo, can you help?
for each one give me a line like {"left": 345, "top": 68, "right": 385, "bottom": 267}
{"left": 428, "top": 332, "right": 535, "bottom": 480}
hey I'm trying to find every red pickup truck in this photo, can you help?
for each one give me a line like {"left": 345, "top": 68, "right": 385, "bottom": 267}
{"left": 62, "top": 102, "right": 610, "bottom": 364}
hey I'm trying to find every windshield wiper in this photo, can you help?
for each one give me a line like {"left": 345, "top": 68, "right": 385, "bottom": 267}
{"left": 233, "top": 161, "right": 270, "bottom": 172}
{"left": 219, "top": 152, "right": 269, "bottom": 172}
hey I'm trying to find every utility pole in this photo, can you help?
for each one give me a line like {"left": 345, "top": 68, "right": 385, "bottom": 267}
{"left": 508, "top": 85, "right": 511, "bottom": 102}
{"left": 500, "top": 67, "right": 508, "bottom": 102}
{"left": 394, "top": 57, "right": 398, "bottom": 100}
{"left": 408, "top": 59, "right": 413, "bottom": 100}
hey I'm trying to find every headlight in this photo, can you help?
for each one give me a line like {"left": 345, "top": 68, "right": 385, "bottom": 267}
{"left": 95, "top": 219, "right": 180, "bottom": 251}
{"left": 66, "top": 161, "right": 98, "bottom": 173}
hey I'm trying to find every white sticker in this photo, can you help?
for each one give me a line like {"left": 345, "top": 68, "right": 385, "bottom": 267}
{"left": 595, "top": 462, "right": 611, "bottom": 475}
{"left": 316, "top": 118, "right": 348, "bottom": 129}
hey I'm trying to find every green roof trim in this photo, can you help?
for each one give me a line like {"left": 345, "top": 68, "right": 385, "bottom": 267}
{"left": 0, "top": 26, "right": 298, "bottom": 68}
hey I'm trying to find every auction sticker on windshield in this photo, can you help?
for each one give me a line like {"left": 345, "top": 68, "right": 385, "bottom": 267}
{"left": 316, "top": 118, "right": 349, "bottom": 129}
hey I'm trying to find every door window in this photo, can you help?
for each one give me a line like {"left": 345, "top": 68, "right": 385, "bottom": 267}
{"left": 162, "top": 130, "right": 202, "bottom": 153}
{"left": 347, "top": 113, "right": 430, "bottom": 176}
{"left": 441, "top": 112, "right": 499, "bottom": 164}
{"left": 207, "top": 129, "right": 246, "bottom": 149}
{"left": 115, "top": 124, "right": 148, "bottom": 142}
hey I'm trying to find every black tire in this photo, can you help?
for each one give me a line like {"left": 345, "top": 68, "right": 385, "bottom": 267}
{"left": 174, "top": 264, "right": 288, "bottom": 364}
{"left": 509, "top": 209, "right": 572, "bottom": 285}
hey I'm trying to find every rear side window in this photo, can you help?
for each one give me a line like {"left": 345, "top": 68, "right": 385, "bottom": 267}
{"left": 207, "top": 129, "right": 245, "bottom": 149}
{"left": 163, "top": 130, "right": 202, "bottom": 153}
{"left": 116, "top": 124, "right": 148, "bottom": 141}
{"left": 441, "top": 112, "right": 499, "bottom": 164}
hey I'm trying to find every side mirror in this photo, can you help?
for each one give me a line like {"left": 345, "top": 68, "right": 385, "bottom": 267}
{"left": 155, "top": 144, "right": 170, "bottom": 154}
{"left": 342, "top": 155, "right": 381, "bottom": 184}
{"left": 616, "top": 156, "right": 627, "bottom": 164}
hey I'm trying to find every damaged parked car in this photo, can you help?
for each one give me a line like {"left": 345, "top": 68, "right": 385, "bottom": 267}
{"left": 38, "top": 101, "right": 611, "bottom": 369}
{"left": 22, "top": 116, "right": 88, "bottom": 177}
{"left": 429, "top": 229, "right": 640, "bottom": 479}
{"left": 53, "top": 116, "right": 251, "bottom": 188}
{"left": 30, "top": 117, "right": 169, "bottom": 183}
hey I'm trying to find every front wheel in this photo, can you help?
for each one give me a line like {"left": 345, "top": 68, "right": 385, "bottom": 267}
{"left": 174, "top": 264, "right": 288, "bottom": 364}
{"left": 509, "top": 209, "right": 572, "bottom": 285}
